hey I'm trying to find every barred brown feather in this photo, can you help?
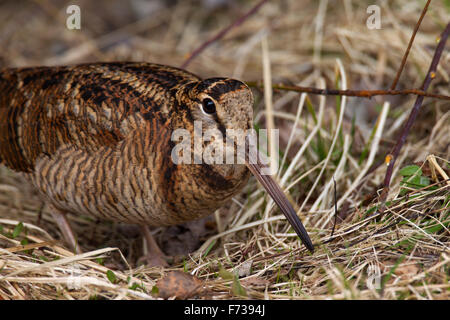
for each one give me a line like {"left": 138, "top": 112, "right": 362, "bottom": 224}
{"left": 0, "top": 62, "right": 251, "bottom": 226}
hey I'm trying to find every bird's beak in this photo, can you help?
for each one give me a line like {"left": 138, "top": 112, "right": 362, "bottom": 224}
{"left": 244, "top": 150, "right": 314, "bottom": 253}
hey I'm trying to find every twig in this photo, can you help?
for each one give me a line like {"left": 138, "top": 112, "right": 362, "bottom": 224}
{"left": 380, "top": 22, "right": 450, "bottom": 205}
{"left": 390, "top": 0, "right": 431, "bottom": 90}
{"left": 180, "top": 0, "right": 269, "bottom": 69}
{"left": 245, "top": 82, "right": 450, "bottom": 101}
{"left": 325, "top": 0, "right": 433, "bottom": 206}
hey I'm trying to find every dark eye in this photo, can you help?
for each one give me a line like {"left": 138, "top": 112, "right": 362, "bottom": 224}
{"left": 201, "top": 98, "right": 216, "bottom": 114}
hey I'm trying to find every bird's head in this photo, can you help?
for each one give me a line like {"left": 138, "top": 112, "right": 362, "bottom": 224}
{"left": 176, "top": 77, "right": 253, "bottom": 134}
{"left": 173, "top": 77, "right": 314, "bottom": 253}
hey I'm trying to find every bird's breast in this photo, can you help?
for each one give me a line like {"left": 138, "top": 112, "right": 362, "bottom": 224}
{"left": 28, "top": 137, "right": 250, "bottom": 226}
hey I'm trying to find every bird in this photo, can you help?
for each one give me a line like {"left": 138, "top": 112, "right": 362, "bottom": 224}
{"left": 0, "top": 62, "right": 313, "bottom": 265}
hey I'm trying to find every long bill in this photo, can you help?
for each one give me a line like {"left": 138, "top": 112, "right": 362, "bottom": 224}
{"left": 245, "top": 152, "right": 314, "bottom": 253}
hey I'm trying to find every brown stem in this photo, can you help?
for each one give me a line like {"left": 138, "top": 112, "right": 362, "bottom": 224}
{"left": 381, "top": 22, "right": 450, "bottom": 201}
{"left": 180, "top": 0, "right": 269, "bottom": 69}
{"left": 245, "top": 82, "right": 450, "bottom": 101}
{"left": 390, "top": 0, "right": 431, "bottom": 90}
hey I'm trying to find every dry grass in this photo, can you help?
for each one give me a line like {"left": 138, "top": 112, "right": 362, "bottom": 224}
{"left": 0, "top": 0, "right": 449, "bottom": 300}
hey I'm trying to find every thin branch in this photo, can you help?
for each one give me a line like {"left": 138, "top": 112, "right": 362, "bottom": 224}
{"left": 180, "top": 0, "right": 269, "bottom": 69}
{"left": 321, "top": 0, "right": 433, "bottom": 209}
{"left": 245, "top": 82, "right": 450, "bottom": 101}
{"left": 390, "top": 0, "right": 431, "bottom": 90}
{"left": 380, "top": 22, "right": 450, "bottom": 202}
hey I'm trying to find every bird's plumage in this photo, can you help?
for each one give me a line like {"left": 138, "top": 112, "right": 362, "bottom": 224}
{"left": 0, "top": 62, "right": 314, "bottom": 254}
{"left": 0, "top": 62, "right": 251, "bottom": 226}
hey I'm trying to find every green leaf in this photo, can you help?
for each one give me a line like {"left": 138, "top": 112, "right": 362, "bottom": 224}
{"left": 106, "top": 270, "right": 116, "bottom": 284}
{"left": 316, "top": 134, "right": 327, "bottom": 161}
{"left": 359, "top": 147, "right": 369, "bottom": 165}
{"left": 401, "top": 175, "right": 430, "bottom": 189}
{"left": 218, "top": 267, "right": 234, "bottom": 280}
{"left": 399, "top": 165, "right": 422, "bottom": 177}
{"left": 12, "top": 222, "right": 24, "bottom": 239}
{"left": 231, "top": 276, "right": 247, "bottom": 297}
{"left": 305, "top": 98, "right": 317, "bottom": 124}
{"left": 129, "top": 282, "right": 145, "bottom": 291}
{"left": 425, "top": 223, "right": 444, "bottom": 234}
{"left": 365, "top": 205, "right": 378, "bottom": 216}
{"left": 445, "top": 0, "right": 450, "bottom": 12}
{"left": 151, "top": 285, "right": 159, "bottom": 295}
{"left": 129, "top": 283, "right": 138, "bottom": 290}
{"left": 20, "top": 238, "right": 30, "bottom": 254}
{"left": 418, "top": 176, "right": 430, "bottom": 187}
{"left": 203, "top": 239, "right": 216, "bottom": 258}
{"left": 391, "top": 237, "right": 417, "bottom": 249}
{"left": 424, "top": 212, "right": 450, "bottom": 234}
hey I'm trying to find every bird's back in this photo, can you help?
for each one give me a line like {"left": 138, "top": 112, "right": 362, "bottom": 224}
{"left": 0, "top": 62, "right": 200, "bottom": 173}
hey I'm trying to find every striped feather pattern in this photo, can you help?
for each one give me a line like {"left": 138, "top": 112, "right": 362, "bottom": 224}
{"left": 0, "top": 62, "right": 252, "bottom": 225}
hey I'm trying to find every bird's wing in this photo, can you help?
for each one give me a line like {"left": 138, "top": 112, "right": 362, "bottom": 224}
{"left": 0, "top": 62, "right": 200, "bottom": 172}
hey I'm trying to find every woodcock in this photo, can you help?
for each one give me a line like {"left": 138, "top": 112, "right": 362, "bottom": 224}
{"left": 0, "top": 62, "right": 313, "bottom": 265}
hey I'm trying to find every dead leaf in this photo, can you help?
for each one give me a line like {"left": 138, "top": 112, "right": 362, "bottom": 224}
{"left": 2, "top": 240, "right": 60, "bottom": 254}
{"left": 394, "top": 264, "right": 420, "bottom": 277}
{"left": 234, "top": 259, "right": 253, "bottom": 277}
{"left": 240, "top": 276, "right": 270, "bottom": 287}
{"left": 155, "top": 271, "right": 204, "bottom": 299}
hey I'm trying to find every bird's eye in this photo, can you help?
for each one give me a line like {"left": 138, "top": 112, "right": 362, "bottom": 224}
{"left": 201, "top": 98, "right": 216, "bottom": 114}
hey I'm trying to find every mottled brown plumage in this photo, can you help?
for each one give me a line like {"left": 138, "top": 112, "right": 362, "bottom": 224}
{"left": 0, "top": 62, "right": 313, "bottom": 263}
